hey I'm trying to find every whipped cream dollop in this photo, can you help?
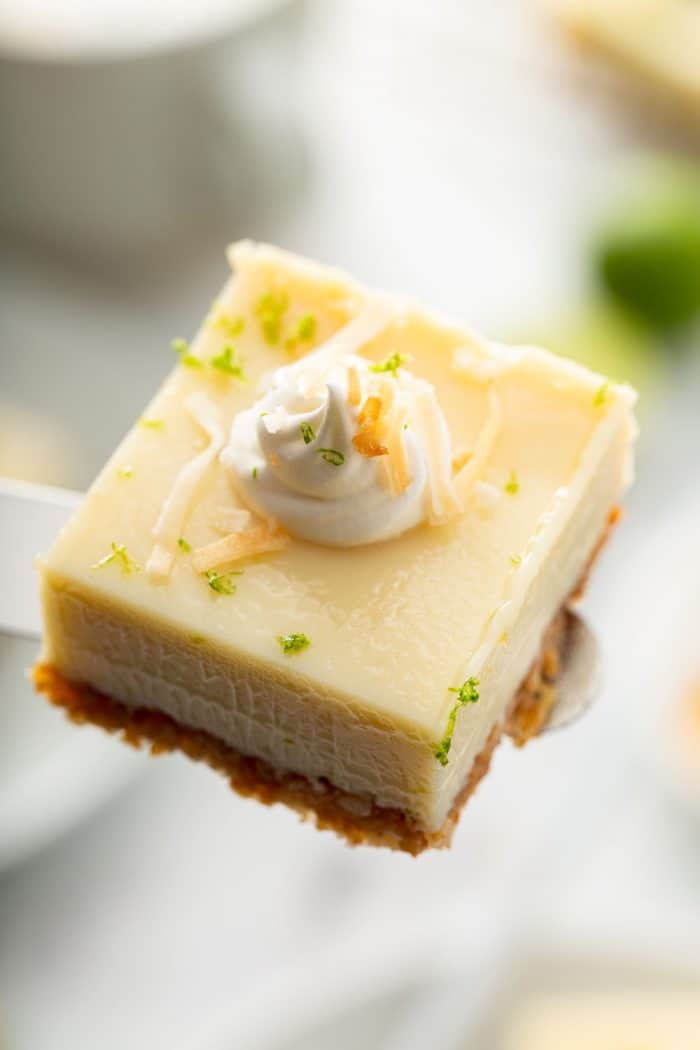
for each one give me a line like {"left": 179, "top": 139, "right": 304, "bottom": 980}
{"left": 220, "top": 304, "right": 461, "bottom": 547}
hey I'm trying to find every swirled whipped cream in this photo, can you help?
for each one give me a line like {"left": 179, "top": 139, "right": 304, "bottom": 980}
{"left": 220, "top": 303, "right": 461, "bottom": 547}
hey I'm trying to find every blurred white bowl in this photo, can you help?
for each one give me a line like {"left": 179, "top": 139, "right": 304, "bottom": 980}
{"left": 0, "top": 0, "right": 300, "bottom": 261}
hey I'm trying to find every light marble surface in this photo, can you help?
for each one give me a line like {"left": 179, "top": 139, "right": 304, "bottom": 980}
{"left": 1, "top": 2, "right": 699, "bottom": 1048}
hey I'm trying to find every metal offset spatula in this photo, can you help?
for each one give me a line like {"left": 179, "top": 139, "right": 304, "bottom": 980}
{"left": 0, "top": 476, "right": 600, "bottom": 733}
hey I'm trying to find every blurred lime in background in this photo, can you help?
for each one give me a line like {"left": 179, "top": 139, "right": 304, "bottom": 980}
{"left": 593, "top": 158, "right": 700, "bottom": 337}
{"left": 518, "top": 156, "right": 700, "bottom": 409}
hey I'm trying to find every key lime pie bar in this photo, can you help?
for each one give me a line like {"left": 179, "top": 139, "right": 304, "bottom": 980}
{"left": 34, "top": 242, "right": 637, "bottom": 853}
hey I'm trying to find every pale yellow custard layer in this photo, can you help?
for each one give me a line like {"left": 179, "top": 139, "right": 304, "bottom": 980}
{"left": 39, "top": 242, "right": 636, "bottom": 832}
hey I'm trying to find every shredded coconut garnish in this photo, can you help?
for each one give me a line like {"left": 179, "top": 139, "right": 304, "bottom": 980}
{"left": 451, "top": 449, "right": 472, "bottom": 474}
{"left": 192, "top": 523, "right": 289, "bottom": 573}
{"left": 410, "top": 384, "right": 462, "bottom": 524}
{"left": 453, "top": 385, "right": 503, "bottom": 504}
{"left": 346, "top": 363, "right": 362, "bottom": 407}
{"left": 352, "top": 394, "right": 388, "bottom": 458}
{"left": 146, "top": 393, "right": 225, "bottom": 579}
{"left": 380, "top": 381, "right": 411, "bottom": 495}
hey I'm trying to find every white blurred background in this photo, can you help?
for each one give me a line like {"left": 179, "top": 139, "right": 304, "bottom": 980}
{"left": 1, "top": 2, "right": 700, "bottom": 1047}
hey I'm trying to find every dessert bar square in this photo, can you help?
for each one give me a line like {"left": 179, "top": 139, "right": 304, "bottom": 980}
{"left": 35, "top": 242, "right": 636, "bottom": 852}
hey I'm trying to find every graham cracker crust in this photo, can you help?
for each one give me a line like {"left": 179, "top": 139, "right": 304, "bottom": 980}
{"left": 32, "top": 509, "right": 619, "bottom": 856}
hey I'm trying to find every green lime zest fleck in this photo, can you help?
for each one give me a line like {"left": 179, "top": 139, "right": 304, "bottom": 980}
{"left": 251, "top": 466, "right": 258, "bottom": 480}
{"left": 370, "top": 352, "right": 411, "bottom": 376}
{"left": 504, "top": 470, "right": 519, "bottom": 495}
{"left": 295, "top": 313, "right": 316, "bottom": 341}
{"left": 140, "top": 417, "right": 164, "bottom": 430}
{"left": 256, "top": 289, "right": 289, "bottom": 346}
{"left": 300, "top": 421, "right": 316, "bottom": 444}
{"left": 178, "top": 537, "right": 192, "bottom": 553}
{"left": 171, "top": 337, "right": 203, "bottom": 368}
{"left": 434, "top": 677, "right": 480, "bottom": 766}
{"left": 285, "top": 313, "right": 317, "bottom": 351}
{"left": 317, "top": 447, "right": 345, "bottom": 466}
{"left": 211, "top": 345, "right": 245, "bottom": 378}
{"left": 277, "top": 632, "right": 311, "bottom": 655}
{"left": 188, "top": 634, "right": 206, "bottom": 645}
{"left": 593, "top": 380, "right": 610, "bottom": 407}
{"left": 91, "top": 542, "right": 141, "bottom": 575}
{"left": 213, "top": 314, "right": 244, "bottom": 339}
{"left": 116, "top": 465, "right": 133, "bottom": 479}
{"left": 205, "top": 569, "right": 242, "bottom": 595}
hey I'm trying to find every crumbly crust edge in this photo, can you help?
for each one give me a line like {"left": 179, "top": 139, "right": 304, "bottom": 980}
{"left": 32, "top": 509, "right": 619, "bottom": 856}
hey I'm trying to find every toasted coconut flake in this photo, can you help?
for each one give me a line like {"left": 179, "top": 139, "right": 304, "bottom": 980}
{"left": 211, "top": 507, "right": 253, "bottom": 535}
{"left": 370, "top": 378, "right": 410, "bottom": 495}
{"left": 357, "top": 395, "right": 382, "bottom": 426}
{"left": 453, "top": 385, "right": 502, "bottom": 504}
{"left": 192, "top": 524, "right": 289, "bottom": 573}
{"left": 146, "top": 393, "right": 225, "bottom": 579}
{"left": 352, "top": 431, "right": 388, "bottom": 457}
{"left": 355, "top": 381, "right": 413, "bottom": 495}
{"left": 346, "top": 364, "right": 362, "bottom": 407}
{"left": 384, "top": 401, "right": 411, "bottom": 494}
{"left": 410, "top": 386, "right": 462, "bottom": 524}
{"left": 376, "top": 376, "right": 397, "bottom": 420}
{"left": 353, "top": 394, "right": 389, "bottom": 459}
{"left": 451, "top": 448, "right": 472, "bottom": 475}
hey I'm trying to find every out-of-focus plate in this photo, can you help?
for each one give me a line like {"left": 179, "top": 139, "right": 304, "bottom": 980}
{"left": 469, "top": 937, "right": 700, "bottom": 1049}
{"left": 192, "top": 895, "right": 700, "bottom": 1050}
{"left": 608, "top": 490, "right": 700, "bottom": 821}
{"left": 0, "top": 632, "right": 142, "bottom": 874}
